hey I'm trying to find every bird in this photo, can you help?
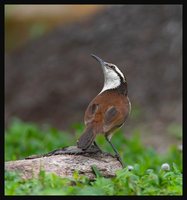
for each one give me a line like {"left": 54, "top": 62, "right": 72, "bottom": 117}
{"left": 77, "top": 54, "right": 131, "bottom": 167}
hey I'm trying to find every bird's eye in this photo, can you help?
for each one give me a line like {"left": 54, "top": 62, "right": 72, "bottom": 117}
{"left": 110, "top": 65, "right": 115, "bottom": 69}
{"left": 105, "top": 63, "right": 115, "bottom": 70}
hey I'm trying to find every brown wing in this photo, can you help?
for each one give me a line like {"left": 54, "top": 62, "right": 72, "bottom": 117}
{"left": 84, "top": 103, "right": 99, "bottom": 125}
{"left": 103, "top": 106, "right": 124, "bottom": 133}
{"left": 104, "top": 106, "right": 118, "bottom": 124}
{"left": 84, "top": 91, "right": 130, "bottom": 135}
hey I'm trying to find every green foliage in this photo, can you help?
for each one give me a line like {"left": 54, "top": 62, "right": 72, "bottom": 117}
{"left": 5, "top": 164, "right": 182, "bottom": 195}
{"left": 5, "top": 119, "right": 182, "bottom": 195}
{"left": 5, "top": 118, "right": 75, "bottom": 161}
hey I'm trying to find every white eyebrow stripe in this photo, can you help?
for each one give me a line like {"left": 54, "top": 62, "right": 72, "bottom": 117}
{"left": 113, "top": 65, "right": 124, "bottom": 79}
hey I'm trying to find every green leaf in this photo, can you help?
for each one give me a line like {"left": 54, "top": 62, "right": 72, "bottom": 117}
{"left": 91, "top": 165, "right": 103, "bottom": 178}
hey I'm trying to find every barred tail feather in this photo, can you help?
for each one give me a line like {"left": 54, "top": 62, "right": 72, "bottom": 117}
{"left": 77, "top": 126, "right": 95, "bottom": 150}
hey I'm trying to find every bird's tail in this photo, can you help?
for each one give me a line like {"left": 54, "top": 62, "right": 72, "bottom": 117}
{"left": 77, "top": 126, "right": 95, "bottom": 150}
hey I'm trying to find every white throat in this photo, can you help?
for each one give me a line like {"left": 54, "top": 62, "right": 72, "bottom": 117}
{"left": 100, "top": 68, "right": 121, "bottom": 94}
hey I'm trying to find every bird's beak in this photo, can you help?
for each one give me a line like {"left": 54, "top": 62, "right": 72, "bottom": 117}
{"left": 91, "top": 54, "right": 105, "bottom": 69}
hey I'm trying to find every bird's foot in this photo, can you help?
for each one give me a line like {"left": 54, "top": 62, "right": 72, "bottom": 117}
{"left": 114, "top": 154, "right": 124, "bottom": 168}
{"left": 93, "top": 141, "right": 103, "bottom": 153}
{"left": 82, "top": 144, "right": 102, "bottom": 154}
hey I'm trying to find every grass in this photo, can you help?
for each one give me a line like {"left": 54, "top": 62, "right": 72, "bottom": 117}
{"left": 5, "top": 119, "right": 182, "bottom": 195}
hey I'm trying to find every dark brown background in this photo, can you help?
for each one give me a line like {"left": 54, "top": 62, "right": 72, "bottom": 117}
{"left": 5, "top": 5, "right": 182, "bottom": 152}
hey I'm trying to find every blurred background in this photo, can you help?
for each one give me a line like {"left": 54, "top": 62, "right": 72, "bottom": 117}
{"left": 5, "top": 5, "right": 182, "bottom": 153}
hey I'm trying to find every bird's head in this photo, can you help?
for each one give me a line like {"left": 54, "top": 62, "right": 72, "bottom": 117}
{"left": 91, "top": 54, "right": 126, "bottom": 93}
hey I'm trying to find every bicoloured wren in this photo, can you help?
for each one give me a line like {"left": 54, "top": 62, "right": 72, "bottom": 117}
{"left": 77, "top": 54, "right": 131, "bottom": 167}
